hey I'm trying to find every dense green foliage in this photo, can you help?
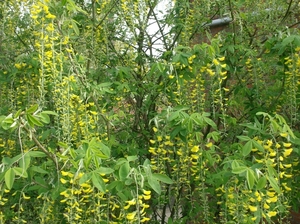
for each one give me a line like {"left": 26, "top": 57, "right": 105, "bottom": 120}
{"left": 1, "top": 0, "right": 300, "bottom": 223}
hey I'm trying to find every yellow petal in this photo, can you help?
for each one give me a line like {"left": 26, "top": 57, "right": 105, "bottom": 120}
{"left": 248, "top": 205, "right": 257, "bottom": 212}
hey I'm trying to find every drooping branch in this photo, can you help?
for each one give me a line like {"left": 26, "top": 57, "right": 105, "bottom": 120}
{"left": 22, "top": 123, "right": 60, "bottom": 170}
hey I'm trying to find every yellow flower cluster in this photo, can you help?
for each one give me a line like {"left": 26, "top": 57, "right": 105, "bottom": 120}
{"left": 0, "top": 139, "right": 16, "bottom": 157}
{"left": 124, "top": 190, "right": 151, "bottom": 223}
{"left": 216, "top": 135, "right": 298, "bottom": 222}
{"left": 282, "top": 51, "right": 300, "bottom": 122}
{"left": 59, "top": 172, "right": 109, "bottom": 222}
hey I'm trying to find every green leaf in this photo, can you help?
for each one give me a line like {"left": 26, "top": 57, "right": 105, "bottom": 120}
{"left": 256, "top": 176, "right": 267, "bottom": 190}
{"left": 57, "top": 142, "right": 69, "bottom": 148}
{"left": 1, "top": 115, "right": 14, "bottom": 130}
{"left": 13, "top": 167, "right": 28, "bottom": 178}
{"left": 148, "top": 177, "right": 161, "bottom": 194}
{"left": 14, "top": 109, "right": 22, "bottom": 118}
{"left": 119, "top": 162, "right": 130, "bottom": 181}
{"left": 208, "top": 131, "right": 220, "bottom": 142}
{"left": 99, "top": 142, "right": 110, "bottom": 158}
{"left": 2, "top": 154, "right": 22, "bottom": 166}
{"left": 26, "top": 114, "right": 44, "bottom": 127}
{"left": 195, "top": 132, "right": 203, "bottom": 143}
{"left": 203, "top": 116, "right": 217, "bottom": 129}
{"left": 2, "top": 157, "right": 12, "bottom": 166}
{"left": 117, "top": 191, "right": 127, "bottom": 201}
{"left": 187, "top": 119, "right": 193, "bottom": 132}
{"left": 256, "top": 112, "right": 268, "bottom": 117}
{"left": 152, "top": 173, "right": 173, "bottom": 184}
{"left": 170, "top": 126, "right": 182, "bottom": 139}
{"left": 28, "top": 151, "right": 47, "bottom": 158}
{"left": 97, "top": 167, "right": 114, "bottom": 175}
{"left": 116, "top": 158, "right": 127, "bottom": 166}
{"left": 252, "top": 140, "right": 265, "bottom": 152}
{"left": 231, "top": 160, "right": 240, "bottom": 170}
{"left": 237, "top": 136, "right": 251, "bottom": 141}
{"left": 267, "top": 176, "right": 281, "bottom": 194}
{"left": 5, "top": 168, "right": 15, "bottom": 190}
{"left": 242, "top": 141, "right": 253, "bottom": 157}
{"left": 92, "top": 173, "right": 106, "bottom": 192}
{"left": 19, "top": 154, "right": 31, "bottom": 170}
{"left": 41, "top": 111, "right": 58, "bottom": 116}
{"left": 0, "top": 115, "right": 6, "bottom": 124}
{"left": 232, "top": 166, "right": 248, "bottom": 174}
{"left": 71, "top": 20, "right": 80, "bottom": 35}
{"left": 89, "top": 139, "right": 110, "bottom": 159}
{"left": 79, "top": 172, "right": 92, "bottom": 185}
{"left": 126, "top": 155, "right": 138, "bottom": 162}
{"left": 29, "top": 166, "right": 48, "bottom": 174}
{"left": 267, "top": 165, "right": 277, "bottom": 177}
{"left": 246, "top": 169, "right": 256, "bottom": 189}
{"left": 26, "top": 104, "right": 39, "bottom": 114}
{"left": 39, "top": 113, "right": 50, "bottom": 124}
{"left": 125, "top": 178, "right": 134, "bottom": 185}
{"left": 169, "top": 111, "right": 180, "bottom": 122}
{"left": 107, "top": 180, "right": 121, "bottom": 191}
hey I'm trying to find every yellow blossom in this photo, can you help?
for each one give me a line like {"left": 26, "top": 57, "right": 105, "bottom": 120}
{"left": 141, "top": 217, "right": 150, "bottom": 222}
{"left": 60, "top": 178, "right": 68, "bottom": 184}
{"left": 207, "top": 69, "right": 215, "bottom": 76}
{"left": 45, "top": 13, "right": 56, "bottom": 19}
{"left": 143, "top": 189, "right": 151, "bottom": 195}
{"left": 23, "top": 193, "right": 30, "bottom": 200}
{"left": 143, "top": 194, "right": 151, "bottom": 200}
{"left": 206, "top": 142, "right": 213, "bottom": 148}
{"left": 124, "top": 204, "right": 131, "bottom": 210}
{"left": 255, "top": 158, "right": 263, "bottom": 163}
{"left": 251, "top": 217, "right": 257, "bottom": 221}
{"left": 280, "top": 163, "right": 284, "bottom": 169}
{"left": 284, "top": 174, "right": 292, "bottom": 178}
{"left": 149, "top": 147, "right": 157, "bottom": 155}
{"left": 218, "top": 56, "right": 225, "bottom": 61}
{"left": 149, "top": 139, "right": 155, "bottom": 144}
{"left": 228, "top": 194, "right": 234, "bottom": 199}
{"left": 283, "top": 164, "right": 292, "bottom": 168}
{"left": 176, "top": 150, "right": 183, "bottom": 156}
{"left": 283, "top": 142, "right": 292, "bottom": 148}
{"left": 248, "top": 205, "right": 257, "bottom": 212}
{"left": 191, "top": 145, "right": 199, "bottom": 153}
{"left": 15, "top": 63, "right": 22, "bottom": 69}
{"left": 213, "top": 58, "right": 219, "bottom": 66}
{"left": 60, "top": 191, "right": 70, "bottom": 197}
{"left": 264, "top": 203, "right": 270, "bottom": 209}
{"left": 126, "top": 198, "right": 136, "bottom": 206}
{"left": 269, "top": 151, "right": 276, "bottom": 157}
{"left": 282, "top": 183, "right": 292, "bottom": 191}
{"left": 126, "top": 212, "right": 136, "bottom": 220}
{"left": 266, "top": 191, "right": 275, "bottom": 197}
{"left": 283, "top": 148, "right": 293, "bottom": 157}
{"left": 75, "top": 214, "right": 81, "bottom": 220}
{"left": 267, "top": 211, "right": 277, "bottom": 217}
{"left": 266, "top": 196, "right": 277, "bottom": 203}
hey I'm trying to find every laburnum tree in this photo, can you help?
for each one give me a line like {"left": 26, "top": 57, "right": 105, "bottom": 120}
{"left": 0, "top": 0, "right": 300, "bottom": 223}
